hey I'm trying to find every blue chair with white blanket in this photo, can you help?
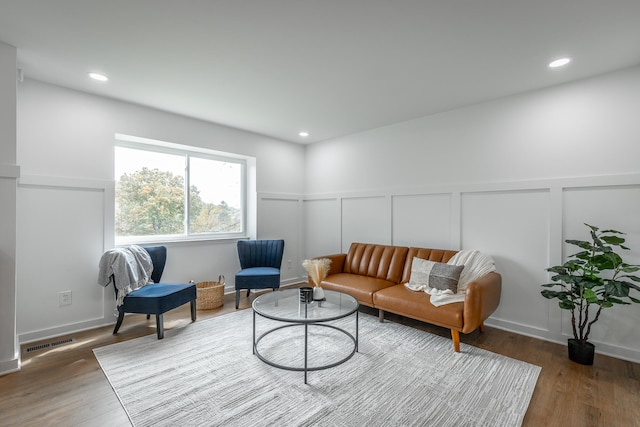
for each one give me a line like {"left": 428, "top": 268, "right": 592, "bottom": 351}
{"left": 101, "top": 246, "right": 196, "bottom": 339}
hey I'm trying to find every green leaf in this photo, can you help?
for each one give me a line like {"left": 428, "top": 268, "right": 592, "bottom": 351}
{"left": 601, "top": 235, "right": 626, "bottom": 246}
{"left": 583, "top": 288, "right": 599, "bottom": 304}
{"left": 541, "top": 283, "right": 559, "bottom": 288}
{"left": 600, "top": 229, "right": 624, "bottom": 235}
{"left": 541, "top": 290, "right": 555, "bottom": 299}
{"left": 599, "top": 246, "right": 614, "bottom": 254}
{"left": 604, "top": 281, "right": 630, "bottom": 297}
{"left": 577, "top": 276, "right": 602, "bottom": 288}
{"left": 552, "top": 273, "right": 582, "bottom": 284}
{"left": 565, "top": 259, "right": 586, "bottom": 269}
{"left": 590, "top": 253, "right": 618, "bottom": 270}
{"left": 585, "top": 223, "right": 599, "bottom": 232}
{"left": 541, "top": 290, "right": 570, "bottom": 299}
{"left": 566, "top": 240, "right": 592, "bottom": 251}
{"left": 572, "top": 251, "right": 591, "bottom": 261}
{"left": 624, "top": 281, "right": 640, "bottom": 291}
{"left": 559, "top": 300, "right": 575, "bottom": 310}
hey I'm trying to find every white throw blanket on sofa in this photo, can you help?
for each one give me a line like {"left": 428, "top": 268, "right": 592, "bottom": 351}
{"left": 405, "top": 250, "right": 497, "bottom": 307}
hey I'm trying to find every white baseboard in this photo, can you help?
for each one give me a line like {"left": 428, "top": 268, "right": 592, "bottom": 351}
{"left": 0, "top": 356, "right": 21, "bottom": 376}
{"left": 485, "top": 317, "right": 640, "bottom": 364}
{"left": 18, "top": 317, "right": 115, "bottom": 345}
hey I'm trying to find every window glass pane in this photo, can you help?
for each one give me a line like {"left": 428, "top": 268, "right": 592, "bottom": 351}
{"left": 189, "top": 157, "right": 242, "bottom": 234}
{"left": 115, "top": 146, "right": 186, "bottom": 237}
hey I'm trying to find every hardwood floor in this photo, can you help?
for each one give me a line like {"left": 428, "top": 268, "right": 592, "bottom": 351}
{"left": 1, "top": 291, "right": 639, "bottom": 427}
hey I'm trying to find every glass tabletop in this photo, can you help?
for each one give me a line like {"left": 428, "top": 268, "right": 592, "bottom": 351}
{"left": 252, "top": 288, "right": 359, "bottom": 323}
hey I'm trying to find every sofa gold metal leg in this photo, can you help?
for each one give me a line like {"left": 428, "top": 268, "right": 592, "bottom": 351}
{"left": 479, "top": 322, "right": 485, "bottom": 333}
{"left": 451, "top": 329, "right": 460, "bottom": 352}
{"left": 378, "top": 309, "right": 384, "bottom": 323}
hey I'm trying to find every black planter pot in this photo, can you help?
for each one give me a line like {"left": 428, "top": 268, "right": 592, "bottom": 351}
{"left": 568, "top": 339, "right": 595, "bottom": 365}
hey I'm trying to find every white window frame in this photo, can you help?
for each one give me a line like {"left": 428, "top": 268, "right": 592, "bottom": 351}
{"left": 114, "top": 133, "right": 251, "bottom": 245}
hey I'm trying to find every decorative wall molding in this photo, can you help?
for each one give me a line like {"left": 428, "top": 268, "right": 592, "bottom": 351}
{"left": 302, "top": 172, "right": 640, "bottom": 201}
{"left": 18, "top": 174, "right": 112, "bottom": 190}
{"left": 0, "top": 163, "right": 20, "bottom": 178}
{"left": 13, "top": 175, "right": 640, "bottom": 363}
{"left": 301, "top": 173, "right": 640, "bottom": 363}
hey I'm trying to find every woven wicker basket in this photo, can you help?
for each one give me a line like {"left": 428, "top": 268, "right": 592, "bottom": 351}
{"left": 196, "top": 276, "right": 225, "bottom": 310}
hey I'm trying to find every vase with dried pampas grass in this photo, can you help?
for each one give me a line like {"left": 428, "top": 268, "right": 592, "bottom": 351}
{"left": 302, "top": 258, "right": 331, "bottom": 300}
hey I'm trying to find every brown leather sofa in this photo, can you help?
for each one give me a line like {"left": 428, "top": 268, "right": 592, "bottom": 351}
{"left": 316, "top": 243, "right": 502, "bottom": 352}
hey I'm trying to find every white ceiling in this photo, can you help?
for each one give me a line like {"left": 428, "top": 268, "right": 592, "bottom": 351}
{"left": 1, "top": 1, "right": 639, "bottom": 144}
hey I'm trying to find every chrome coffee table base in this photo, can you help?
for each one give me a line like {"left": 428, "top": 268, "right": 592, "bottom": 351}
{"left": 252, "top": 289, "right": 359, "bottom": 384}
{"left": 253, "top": 316, "right": 358, "bottom": 384}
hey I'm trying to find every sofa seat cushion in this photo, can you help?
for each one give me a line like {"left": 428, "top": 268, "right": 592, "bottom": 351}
{"left": 373, "top": 284, "right": 464, "bottom": 330}
{"left": 321, "top": 273, "right": 396, "bottom": 306}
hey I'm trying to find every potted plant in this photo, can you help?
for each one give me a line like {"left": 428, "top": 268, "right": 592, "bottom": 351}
{"left": 541, "top": 223, "right": 640, "bottom": 365}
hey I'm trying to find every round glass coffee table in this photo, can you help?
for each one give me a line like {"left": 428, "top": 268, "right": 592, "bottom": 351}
{"left": 252, "top": 288, "right": 359, "bottom": 384}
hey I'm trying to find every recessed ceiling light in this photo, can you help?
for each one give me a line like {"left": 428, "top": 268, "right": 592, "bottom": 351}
{"left": 548, "top": 58, "right": 571, "bottom": 68}
{"left": 299, "top": 131, "right": 309, "bottom": 137}
{"left": 88, "top": 72, "right": 109, "bottom": 82}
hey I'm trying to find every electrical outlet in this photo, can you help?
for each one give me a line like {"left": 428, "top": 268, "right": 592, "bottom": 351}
{"left": 59, "top": 291, "right": 72, "bottom": 306}
{"left": 287, "top": 259, "right": 292, "bottom": 269}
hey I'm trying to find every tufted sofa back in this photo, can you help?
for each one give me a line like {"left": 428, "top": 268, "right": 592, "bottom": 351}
{"left": 344, "top": 243, "right": 409, "bottom": 283}
{"left": 400, "top": 247, "right": 458, "bottom": 284}
{"left": 343, "top": 243, "right": 460, "bottom": 285}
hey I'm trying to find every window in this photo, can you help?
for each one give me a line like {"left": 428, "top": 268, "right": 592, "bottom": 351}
{"left": 114, "top": 135, "right": 246, "bottom": 243}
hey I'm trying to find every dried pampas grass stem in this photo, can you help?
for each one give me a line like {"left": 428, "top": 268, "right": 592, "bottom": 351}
{"left": 302, "top": 258, "right": 332, "bottom": 287}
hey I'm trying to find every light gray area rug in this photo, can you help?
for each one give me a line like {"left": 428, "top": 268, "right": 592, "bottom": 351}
{"left": 93, "top": 310, "right": 540, "bottom": 427}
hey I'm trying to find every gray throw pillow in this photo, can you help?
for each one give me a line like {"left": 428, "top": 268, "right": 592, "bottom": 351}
{"left": 409, "top": 257, "right": 464, "bottom": 293}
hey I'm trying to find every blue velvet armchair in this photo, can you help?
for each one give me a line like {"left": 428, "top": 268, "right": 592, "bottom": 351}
{"left": 235, "top": 240, "right": 285, "bottom": 308}
{"left": 112, "top": 246, "right": 197, "bottom": 339}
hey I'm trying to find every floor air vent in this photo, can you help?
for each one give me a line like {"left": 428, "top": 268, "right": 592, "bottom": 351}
{"left": 24, "top": 337, "right": 75, "bottom": 354}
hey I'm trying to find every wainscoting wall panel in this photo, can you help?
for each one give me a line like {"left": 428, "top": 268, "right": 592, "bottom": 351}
{"left": 258, "top": 196, "right": 303, "bottom": 283}
{"left": 303, "top": 198, "right": 341, "bottom": 258}
{"left": 392, "top": 193, "right": 453, "bottom": 248}
{"left": 341, "top": 196, "right": 388, "bottom": 251}
{"left": 461, "top": 190, "right": 551, "bottom": 332}
{"left": 17, "top": 183, "right": 106, "bottom": 337}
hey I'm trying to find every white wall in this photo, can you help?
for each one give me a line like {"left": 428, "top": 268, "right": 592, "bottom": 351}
{"left": 14, "top": 79, "right": 306, "bottom": 345}
{"left": 305, "top": 66, "right": 640, "bottom": 194}
{"left": 304, "top": 66, "right": 640, "bottom": 363}
{"left": 0, "top": 42, "right": 19, "bottom": 375}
